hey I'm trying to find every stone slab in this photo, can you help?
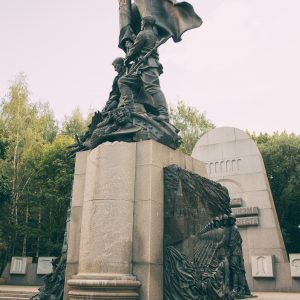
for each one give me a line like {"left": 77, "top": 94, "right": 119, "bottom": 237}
{"left": 252, "top": 256, "right": 274, "bottom": 277}
{"left": 230, "top": 197, "right": 243, "bottom": 207}
{"left": 37, "top": 257, "right": 55, "bottom": 275}
{"left": 290, "top": 254, "right": 300, "bottom": 278}
{"left": 253, "top": 292, "right": 300, "bottom": 299}
{"left": 237, "top": 216, "right": 259, "bottom": 227}
{"left": 10, "top": 257, "right": 32, "bottom": 275}
{"left": 232, "top": 206, "right": 259, "bottom": 217}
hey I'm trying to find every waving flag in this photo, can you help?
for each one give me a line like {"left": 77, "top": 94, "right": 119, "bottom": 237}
{"left": 119, "top": 0, "right": 202, "bottom": 51}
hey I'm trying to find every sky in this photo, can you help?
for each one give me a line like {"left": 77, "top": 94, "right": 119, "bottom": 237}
{"left": 0, "top": 0, "right": 299, "bottom": 134}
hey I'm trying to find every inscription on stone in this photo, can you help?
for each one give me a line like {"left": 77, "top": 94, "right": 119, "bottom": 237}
{"left": 10, "top": 257, "right": 31, "bottom": 274}
{"left": 251, "top": 256, "right": 274, "bottom": 277}
{"left": 290, "top": 254, "right": 300, "bottom": 277}
{"left": 232, "top": 207, "right": 259, "bottom": 217}
{"left": 230, "top": 198, "right": 243, "bottom": 207}
{"left": 37, "top": 257, "right": 56, "bottom": 275}
{"left": 236, "top": 216, "right": 259, "bottom": 227}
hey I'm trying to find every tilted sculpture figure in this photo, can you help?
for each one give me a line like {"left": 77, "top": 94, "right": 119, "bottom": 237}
{"left": 102, "top": 57, "right": 126, "bottom": 113}
{"left": 227, "top": 214, "right": 256, "bottom": 299}
{"left": 118, "top": 16, "right": 169, "bottom": 121}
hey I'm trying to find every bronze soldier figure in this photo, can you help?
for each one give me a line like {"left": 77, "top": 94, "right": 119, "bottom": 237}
{"left": 118, "top": 16, "right": 169, "bottom": 121}
{"left": 102, "top": 57, "right": 126, "bottom": 113}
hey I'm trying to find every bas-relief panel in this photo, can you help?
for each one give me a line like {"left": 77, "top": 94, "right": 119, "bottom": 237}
{"left": 37, "top": 257, "right": 56, "bottom": 275}
{"left": 10, "top": 257, "right": 32, "bottom": 274}
{"left": 290, "top": 254, "right": 300, "bottom": 278}
{"left": 251, "top": 256, "right": 274, "bottom": 277}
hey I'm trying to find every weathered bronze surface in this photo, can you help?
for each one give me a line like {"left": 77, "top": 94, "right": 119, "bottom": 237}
{"left": 164, "top": 165, "right": 256, "bottom": 299}
{"left": 70, "top": 0, "right": 202, "bottom": 154}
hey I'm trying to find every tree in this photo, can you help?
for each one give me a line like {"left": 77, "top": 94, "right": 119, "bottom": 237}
{"left": 0, "top": 73, "right": 59, "bottom": 265}
{"left": 253, "top": 132, "right": 300, "bottom": 253}
{"left": 170, "top": 101, "right": 215, "bottom": 155}
{"left": 61, "top": 107, "right": 89, "bottom": 138}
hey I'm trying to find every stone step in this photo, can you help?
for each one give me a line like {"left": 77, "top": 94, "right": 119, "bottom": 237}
{"left": 0, "top": 293, "right": 36, "bottom": 297}
{"left": 0, "top": 295, "right": 35, "bottom": 300}
{"left": 0, "top": 286, "right": 39, "bottom": 300}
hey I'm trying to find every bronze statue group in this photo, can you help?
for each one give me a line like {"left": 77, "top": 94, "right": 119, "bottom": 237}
{"left": 165, "top": 213, "right": 255, "bottom": 300}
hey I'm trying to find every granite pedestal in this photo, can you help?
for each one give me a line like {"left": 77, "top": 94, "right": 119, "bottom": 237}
{"left": 65, "top": 140, "right": 207, "bottom": 299}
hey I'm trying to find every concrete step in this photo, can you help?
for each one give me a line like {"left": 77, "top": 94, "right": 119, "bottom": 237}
{"left": 0, "top": 286, "right": 39, "bottom": 300}
{"left": 0, "top": 293, "right": 36, "bottom": 297}
{"left": 0, "top": 296, "right": 30, "bottom": 300}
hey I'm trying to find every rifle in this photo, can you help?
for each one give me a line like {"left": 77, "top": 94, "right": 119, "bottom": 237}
{"left": 126, "top": 34, "right": 172, "bottom": 76}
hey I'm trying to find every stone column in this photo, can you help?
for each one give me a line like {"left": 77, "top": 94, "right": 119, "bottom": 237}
{"left": 66, "top": 141, "right": 207, "bottom": 299}
{"left": 68, "top": 142, "right": 140, "bottom": 299}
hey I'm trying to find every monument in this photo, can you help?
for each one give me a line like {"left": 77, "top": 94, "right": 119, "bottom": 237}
{"left": 192, "top": 127, "right": 300, "bottom": 292}
{"left": 34, "top": 2, "right": 257, "bottom": 299}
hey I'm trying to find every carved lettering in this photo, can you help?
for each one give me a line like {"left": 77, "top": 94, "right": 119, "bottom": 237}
{"left": 232, "top": 207, "right": 259, "bottom": 217}
{"left": 230, "top": 198, "right": 243, "bottom": 207}
{"left": 236, "top": 216, "right": 259, "bottom": 227}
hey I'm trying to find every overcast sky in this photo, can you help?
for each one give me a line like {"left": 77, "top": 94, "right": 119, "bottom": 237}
{"left": 0, "top": 0, "right": 299, "bottom": 134}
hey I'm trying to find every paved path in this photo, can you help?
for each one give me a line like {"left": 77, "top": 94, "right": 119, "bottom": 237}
{"left": 253, "top": 292, "right": 300, "bottom": 299}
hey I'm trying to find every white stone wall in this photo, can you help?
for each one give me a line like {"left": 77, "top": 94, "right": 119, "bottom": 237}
{"left": 192, "top": 127, "right": 298, "bottom": 292}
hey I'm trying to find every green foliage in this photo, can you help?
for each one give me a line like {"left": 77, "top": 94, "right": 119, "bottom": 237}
{"left": 253, "top": 132, "right": 300, "bottom": 253}
{"left": 170, "top": 101, "right": 215, "bottom": 155}
{"left": 61, "top": 107, "right": 89, "bottom": 138}
{"left": 0, "top": 74, "right": 74, "bottom": 272}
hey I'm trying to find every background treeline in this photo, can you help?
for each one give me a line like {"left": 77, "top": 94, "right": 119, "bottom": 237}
{"left": 0, "top": 74, "right": 299, "bottom": 274}
{"left": 0, "top": 75, "right": 89, "bottom": 273}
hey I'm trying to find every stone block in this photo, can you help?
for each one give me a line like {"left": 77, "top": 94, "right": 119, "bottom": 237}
{"left": 234, "top": 139, "right": 260, "bottom": 157}
{"left": 10, "top": 257, "right": 32, "bottom": 274}
{"left": 133, "top": 201, "right": 163, "bottom": 264}
{"left": 192, "top": 158, "right": 208, "bottom": 177}
{"left": 64, "top": 263, "right": 78, "bottom": 300}
{"left": 247, "top": 228, "right": 281, "bottom": 250}
{"left": 185, "top": 155, "right": 193, "bottom": 172}
{"left": 37, "top": 257, "right": 55, "bottom": 275}
{"left": 230, "top": 197, "right": 243, "bottom": 207}
{"left": 134, "top": 164, "right": 163, "bottom": 203}
{"left": 74, "top": 150, "right": 89, "bottom": 175}
{"left": 169, "top": 148, "right": 186, "bottom": 167}
{"left": 258, "top": 208, "right": 277, "bottom": 229}
{"left": 136, "top": 140, "right": 170, "bottom": 167}
{"left": 221, "top": 141, "right": 237, "bottom": 160}
{"left": 232, "top": 206, "right": 259, "bottom": 217}
{"left": 249, "top": 247, "right": 288, "bottom": 263}
{"left": 78, "top": 200, "right": 134, "bottom": 274}
{"left": 251, "top": 256, "right": 274, "bottom": 277}
{"left": 275, "top": 262, "right": 292, "bottom": 290}
{"left": 71, "top": 174, "right": 85, "bottom": 207}
{"left": 85, "top": 143, "right": 137, "bottom": 202}
{"left": 290, "top": 254, "right": 300, "bottom": 278}
{"left": 67, "top": 206, "right": 82, "bottom": 264}
{"left": 236, "top": 155, "right": 264, "bottom": 174}
{"left": 207, "top": 127, "right": 236, "bottom": 144}
{"left": 252, "top": 278, "right": 276, "bottom": 292}
{"left": 133, "top": 263, "right": 163, "bottom": 300}
{"left": 207, "top": 144, "right": 223, "bottom": 162}
{"left": 243, "top": 190, "right": 272, "bottom": 209}
{"left": 236, "top": 216, "right": 259, "bottom": 227}
{"left": 234, "top": 127, "right": 251, "bottom": 141}
{"left": 235, "top": 173, "right": 268, "bottom": 192}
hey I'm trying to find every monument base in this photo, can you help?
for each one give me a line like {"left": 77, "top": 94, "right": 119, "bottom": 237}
{"left": 65, "top": 140, "right": 207, "bottom": 300}
{"left": 68, "top": 275, "right": 140, "bottom": 300}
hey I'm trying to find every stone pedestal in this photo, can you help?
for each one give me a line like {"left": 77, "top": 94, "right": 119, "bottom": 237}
{"left": 65, "top": 140, "right": 207, "bottom": 299}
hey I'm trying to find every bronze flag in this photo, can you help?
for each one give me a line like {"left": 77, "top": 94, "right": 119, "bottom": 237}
{"left": 119, "top": 0, "right": 202, "bottom": 51}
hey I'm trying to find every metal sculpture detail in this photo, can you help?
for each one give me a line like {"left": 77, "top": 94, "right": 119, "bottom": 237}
{"left": 164, "top": 165, "right": 256, "bottom": 299}
{"left": 69, "top": 0, "right": 202, "bottom": 154}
